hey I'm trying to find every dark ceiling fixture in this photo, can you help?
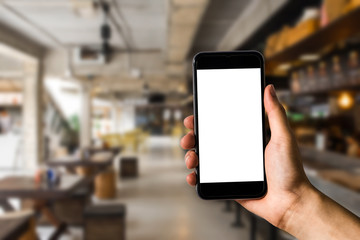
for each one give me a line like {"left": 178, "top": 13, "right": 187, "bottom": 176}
{"left": 148, "top": 93, "right": 166, "bottom": 104}
{"left": 100, "top": 2, "right": 112, "bottom": 61}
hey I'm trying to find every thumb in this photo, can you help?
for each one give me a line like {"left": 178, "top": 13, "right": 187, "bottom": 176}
{"left": 264, "top": 85, "right": 291, "bottom": 140}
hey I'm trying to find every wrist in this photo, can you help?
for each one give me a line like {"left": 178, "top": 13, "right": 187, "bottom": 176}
{"left": 280, "top": 182, "right": 360, "bottom": 240}
{"left": 279, "top": 183, "right": 322, "bottom": 238}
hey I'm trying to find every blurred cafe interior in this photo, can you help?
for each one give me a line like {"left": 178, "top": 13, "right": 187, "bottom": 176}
{"left": 0, "top": 0, "right": 360, "bottom": 239}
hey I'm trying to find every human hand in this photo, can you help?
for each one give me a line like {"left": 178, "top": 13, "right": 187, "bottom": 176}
{"left": 181, "top": 84, "right": 360, "bottom": 239}
{"left": 180, "top": 84, "right": 312, "bottom": 228}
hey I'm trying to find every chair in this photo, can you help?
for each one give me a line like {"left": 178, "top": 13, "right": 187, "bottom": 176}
{"left": 53, "top": 186, "right": 91, "bottom": 225}
{"left": 83, "top": 204, "right": 126, "bottom": 240}
{"left": 120, "top": 157, "right": 138, "bottom": 178}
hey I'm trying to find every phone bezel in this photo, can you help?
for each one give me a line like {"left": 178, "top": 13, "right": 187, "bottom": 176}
{"left": 192, "top": 50, "right": 267, "bottom": 200}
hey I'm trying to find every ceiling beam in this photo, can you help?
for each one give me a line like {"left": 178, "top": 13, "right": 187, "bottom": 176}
{"left": 166, "top": 0, "right": 209, "bottom": 63}
{"left": 217, "top": 0, "right": 287, "bottom": 51}
{"left": 0, "top": 20, "right": 45, "bottom": 59}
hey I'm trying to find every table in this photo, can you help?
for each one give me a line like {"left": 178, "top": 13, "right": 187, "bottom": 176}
{"left": 87, "top": 146, "right": 122, "bottom": 155}
{"left": 0, "top": 174, "right": 86, "bottom": 200}
{"left": 0, "top": 174, "right": 86, "bottom": 240}
{"left": 47, "top": 152, "right": 118, "bottom": 203}
{"left": 47, "top": 152, "right": 116, "bottom": 186}
{"left": 47, "top": 152, "right": 115, "bottom": 168}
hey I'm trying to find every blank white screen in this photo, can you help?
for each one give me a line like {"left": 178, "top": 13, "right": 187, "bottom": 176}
{"left": 197, "top": 68, "right": 264, "bottom": 183}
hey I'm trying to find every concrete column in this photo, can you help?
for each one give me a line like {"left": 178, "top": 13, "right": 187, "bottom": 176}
{"left": 111, "top": 99, "right": 119, "bottom": 133}
{"left": 80, "top": 83, "right": 92, "bottom": 148}
{"left": 23, "top": 59, "right": 43, "bottom": 169}
{"left": 0, "top": 21, "right": 45, "bottom": 169}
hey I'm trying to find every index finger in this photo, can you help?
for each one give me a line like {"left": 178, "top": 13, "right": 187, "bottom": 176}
{"left": 184, "top": 115, "right": 194, "bottom": 130}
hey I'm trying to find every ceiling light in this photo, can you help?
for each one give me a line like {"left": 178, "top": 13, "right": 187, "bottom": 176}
{"left": 300, "top": 54, "right": 320, "bottom": 61}
{"left": 71, "top": 0, "right": 98, "bottom": 18}
{"left": 277, "top": 63, "right": 291, "bottom": 71}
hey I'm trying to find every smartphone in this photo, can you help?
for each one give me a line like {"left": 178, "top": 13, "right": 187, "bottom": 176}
{"left": 192, "top": 51, "right": 267, "bottom": 200}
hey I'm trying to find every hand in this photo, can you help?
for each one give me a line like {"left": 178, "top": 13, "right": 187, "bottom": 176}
{"left": 181, "top": 84, "right": 360, "bottom": 239}
{"left": 180, "top": 84, "right": 311, "bottom": 228}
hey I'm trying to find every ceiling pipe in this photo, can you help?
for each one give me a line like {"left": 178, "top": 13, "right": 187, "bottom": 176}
{"left": 111, "top": 0, "right": 134, "bottom": 48}
{"left": 98, "top": 0, "right": 132, "bottom": 50}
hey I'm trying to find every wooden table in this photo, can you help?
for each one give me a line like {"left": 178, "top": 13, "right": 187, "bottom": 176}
{"left": 47, "top": 152, "right": 117, "bottom": 203}
{"left": 47, "top": 152, "right": 115, "bottom": 168}
{"left": 87, "top": 146, "right": 122, "bottom": 155}
{"left": 0, "top": 174, "right": 86, "bottom": 240}
{"left": 0, "top": 174, "right": 86, "bottom": 200}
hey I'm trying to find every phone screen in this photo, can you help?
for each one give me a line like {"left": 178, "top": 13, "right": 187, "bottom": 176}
{"left": 197, "top": 68, "right": 264, "bottom": 183}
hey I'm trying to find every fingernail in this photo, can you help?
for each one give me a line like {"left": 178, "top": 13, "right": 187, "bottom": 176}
{"left": 269, "top": 84, "right": 278, "bottom": 99}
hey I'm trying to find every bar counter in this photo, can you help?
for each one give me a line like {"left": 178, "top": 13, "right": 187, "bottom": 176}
{"left": 300, "top": 146, "right": 360, "bottom": 216}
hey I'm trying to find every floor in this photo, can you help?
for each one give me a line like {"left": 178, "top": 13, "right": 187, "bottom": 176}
{"left": 3, "top": 135, "right": 357, "bottom": 239}
{"left": 97, "top": 136, "right": 252, "bottom": 240}
{"left": 27, "top": 136, "right": 291, "bottom": 239}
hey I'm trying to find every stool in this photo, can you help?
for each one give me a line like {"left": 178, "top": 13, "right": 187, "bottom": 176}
{"left": 120, "top": 157, "right": 138, "bottom": 178}
{"left": 95, "top": 167, "right": 116, "bottom": 199}
{"left": 84, "top": 204, "right": 126, "bottom": 240}
{"left": 53, "top": 186, "right": 91, "bottom": 225}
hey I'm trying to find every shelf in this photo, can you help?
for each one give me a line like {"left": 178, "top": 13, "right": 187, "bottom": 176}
{"left": 266, "top": 7, "right": 360, "bottom": 75}
{"left": 292, "top": 84, "right": 360, "bottom": 97}
{"left": 238, "top": 0, "right": 321, "bottom": 50}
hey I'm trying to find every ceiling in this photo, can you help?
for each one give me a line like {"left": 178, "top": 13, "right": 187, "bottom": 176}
{"left": 0, "top": 0, "right": 253, "bottom": 98}
{"left": 0, "top": 0, "right": 168, "bottom": 50}
{"left": 189, "top": 0, "right": 250, "bottom": 57}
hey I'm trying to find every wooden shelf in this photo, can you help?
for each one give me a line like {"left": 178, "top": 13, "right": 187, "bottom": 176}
{"left": 266, "top": 7, "right": 360, "bottom": 75}
{"left": 292, "top": 84, "right": 360, "bottom": 97}
{"left": 238, "top": 0, "right": 321, "bottom": 50}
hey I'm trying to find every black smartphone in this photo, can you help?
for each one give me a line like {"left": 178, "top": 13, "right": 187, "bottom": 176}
{"left": 192, "top": 50, "right": 267, "bottom": 200}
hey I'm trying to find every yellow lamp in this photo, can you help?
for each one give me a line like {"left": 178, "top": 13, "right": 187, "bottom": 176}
{"left": 337, "top": 92, "right": 354, "bottom": 110}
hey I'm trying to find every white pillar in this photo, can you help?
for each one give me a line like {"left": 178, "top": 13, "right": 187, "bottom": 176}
{"left": 23, "top": 60, "right": 43, "bottom": 169}
{"left": 111, "top": 99, "right": 119, "bottom": 133}
{"left": 80, "top": 83, "right": 92, "bottom": 148}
